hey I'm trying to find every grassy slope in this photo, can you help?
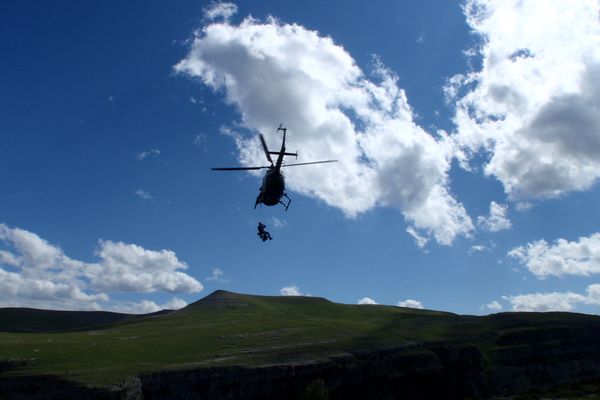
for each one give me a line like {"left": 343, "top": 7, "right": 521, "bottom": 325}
{"left": 1, "top": 290, "right": 599, "bottom": 385}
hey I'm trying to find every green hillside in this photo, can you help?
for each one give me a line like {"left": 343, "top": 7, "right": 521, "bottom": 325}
{"left": 0, "top": 308, "right": 172, "bottom": 333}
{"left": 1, "top": 290, "right": 599, "bottom": 386}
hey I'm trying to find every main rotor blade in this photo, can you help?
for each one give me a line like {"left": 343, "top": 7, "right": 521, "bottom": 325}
{"left": 282, "top": 160, "right": 338, "bottom": 167}
{"left": 211, "top": 166, "right": 271, "bottom": 171}
{"left": 259, "top": 134, "right": 273, "bottom": 165}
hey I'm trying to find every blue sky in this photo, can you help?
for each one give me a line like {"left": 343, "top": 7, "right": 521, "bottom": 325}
{"left": 1, "top": 1, "right": 600, "bottom": 314}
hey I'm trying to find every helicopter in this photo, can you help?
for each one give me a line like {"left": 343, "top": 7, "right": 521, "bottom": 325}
{"left": 211, "top": 124, "right": 337, "bottom": 210}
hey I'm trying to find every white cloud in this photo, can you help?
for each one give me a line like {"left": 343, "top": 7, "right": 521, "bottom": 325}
{"left": 101, "top": 297, "right": 188, "bottom": 314}
{"left": 270, "top": 217, "right": 288, "bottom": 228}
{"left": 203, "top": 2, "right": 237, "bottom": 21}
{"left": 358, "top": 297, "right": 378, "bottom": 305}
{"left": 109, "top": 299, "right": 163, "bottom": 314}
{"left": 135, "top": 189, "right": 153, "bottom": 200}
{"left": 585, "top": 284, "right": 600, "bottom": 305}
{"left": 503, "top": 292, "right": 586, "bottom": 312}
{"left": 477, "top": 201, "right": 511, "bottom": 232}
{"left": 406, "top": 227, "right": 429, "bottom": 248}
{"left": 93, "top": 240, "right": 203, "bottom": 293}
{"left": 0, "top": 223, "right": 202, "bottom": 311}
{"left": 0, "top": 224, "right": 63, "bottom": 268}
{"left": 397, "top": 299, "right": 424, "bottom": 309}
{"left": 176, "top": 15, "right": 473, "bottom": 246}
{"left": 509, "top": 233, "right": 600, "bottom": 278}
{"left": 503, "top": 283, "right": 600, "bottom": 312}
{"left": 515, "top": 201, "right": 533, "bottom": 212}
{"left": 484, "top": 300, "right": 502, "bottom": 311}
{"left": 452, "top": 1, "right": 600, "bottom": 201}
{"left": 468, "top": 244, "right": 488, "bottom": 254}
{"left": 280, "top": 284, "right": 302, "bottom": 296}
{"left": 205, "top": 267, "right": 225, "bottom": 282}
{"left": 136, "top": 149, "right": 160, "bottom": 161}
{"left": 0, "top": 249, "right": 21, "bottom": 266}
{"left": 0, "top": 267, "right": 108, "bottom": 311}
{"left": 162, "top": 297, "right": 188, "bottom": 310}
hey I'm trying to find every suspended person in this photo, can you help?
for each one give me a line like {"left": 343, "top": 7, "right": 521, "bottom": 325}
{"left": 257, "top": 222, "right": 272, "bottom": 241}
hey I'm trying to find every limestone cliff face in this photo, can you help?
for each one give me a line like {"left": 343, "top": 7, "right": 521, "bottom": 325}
{"left": 137, "top": 336, "right": 600, "bottom": 400}
{"left": 139, "top": 345, "right": 486, "bottom": 400}
{"left": 485, "top": 324, "right": 600, "bottom": 395}
{"left": 3, "top": 331, "right": 600, "bottom": 400}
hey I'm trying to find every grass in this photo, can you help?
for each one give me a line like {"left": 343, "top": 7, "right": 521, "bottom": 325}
{"left": 1, "top": 290, "right": 599, "bottom": 386}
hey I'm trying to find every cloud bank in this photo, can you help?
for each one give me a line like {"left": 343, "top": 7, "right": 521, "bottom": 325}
{"left": 509, "top": 232, "right": 600, "bottom": 278}
{"left": 0, "top": 223, "right": 202, "bottom": 312}
{"left": 502, "top": 284, "right": 600, "bottom": 312}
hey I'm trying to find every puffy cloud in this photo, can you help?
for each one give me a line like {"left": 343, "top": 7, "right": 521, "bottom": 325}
{"left": 176, "top": 16, "right": 473, "bottom": 245}
{"left": 477, "top": 201, "right": 511, "bottom": 232}
{"left": 92, "top": 240, "right": 203, "bottom": 293}
{"left": 503, "top": 291, "right": 586, "bottom": 312}
{"left": 280, "top": 285, "right": 302, "bottom": 296}
{"left": 358, "top": 297, "right": 378, "bottom": 305}
{"left": 0, "top": 223, "right": 202, "bottom": 311}
{"left": 509, "top": 233, "right": 600, "bottom": 278}
{"left": 205, "top": 267, "right": 225, "bottom": 281}
{"left": 483, "top": 300, "right": 502, "bottom": 311}
{"left": 501, "top": 283, "right": 600, "bottom": 312}
{"left": 0, "top": 224, "right": 69, "bottom": 270}
{"left": 397, "top": 299, "right": 424, "bottom": 309}
{"left": 0, "top": 267, "right": 107, "bottom": 310}
{"left": 203, "top": 2, "right": 237, "bottom": 21}
{"left": 452, "top": 0, "right": 600, "bottom": 201}
{"left": 136, "top": 149, "right": 160, "bottom": 161}
{"left": 586, "top": 284, "right": 600, "bottom": 305}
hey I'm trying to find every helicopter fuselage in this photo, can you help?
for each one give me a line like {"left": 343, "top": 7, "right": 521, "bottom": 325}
{"left": 260, "top": 169, "right": 285, "bottom": 206}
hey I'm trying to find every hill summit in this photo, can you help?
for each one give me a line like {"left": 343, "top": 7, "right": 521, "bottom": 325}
{"left": 186, "top": 289, "right": 333, "bottom": 310}
{"left": 188, "top": 289, "right": 251, "bottom": 308}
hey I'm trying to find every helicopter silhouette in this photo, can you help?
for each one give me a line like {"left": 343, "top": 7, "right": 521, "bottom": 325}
{"left": 211, "top": 124, "right": 337, "bottom": 210}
